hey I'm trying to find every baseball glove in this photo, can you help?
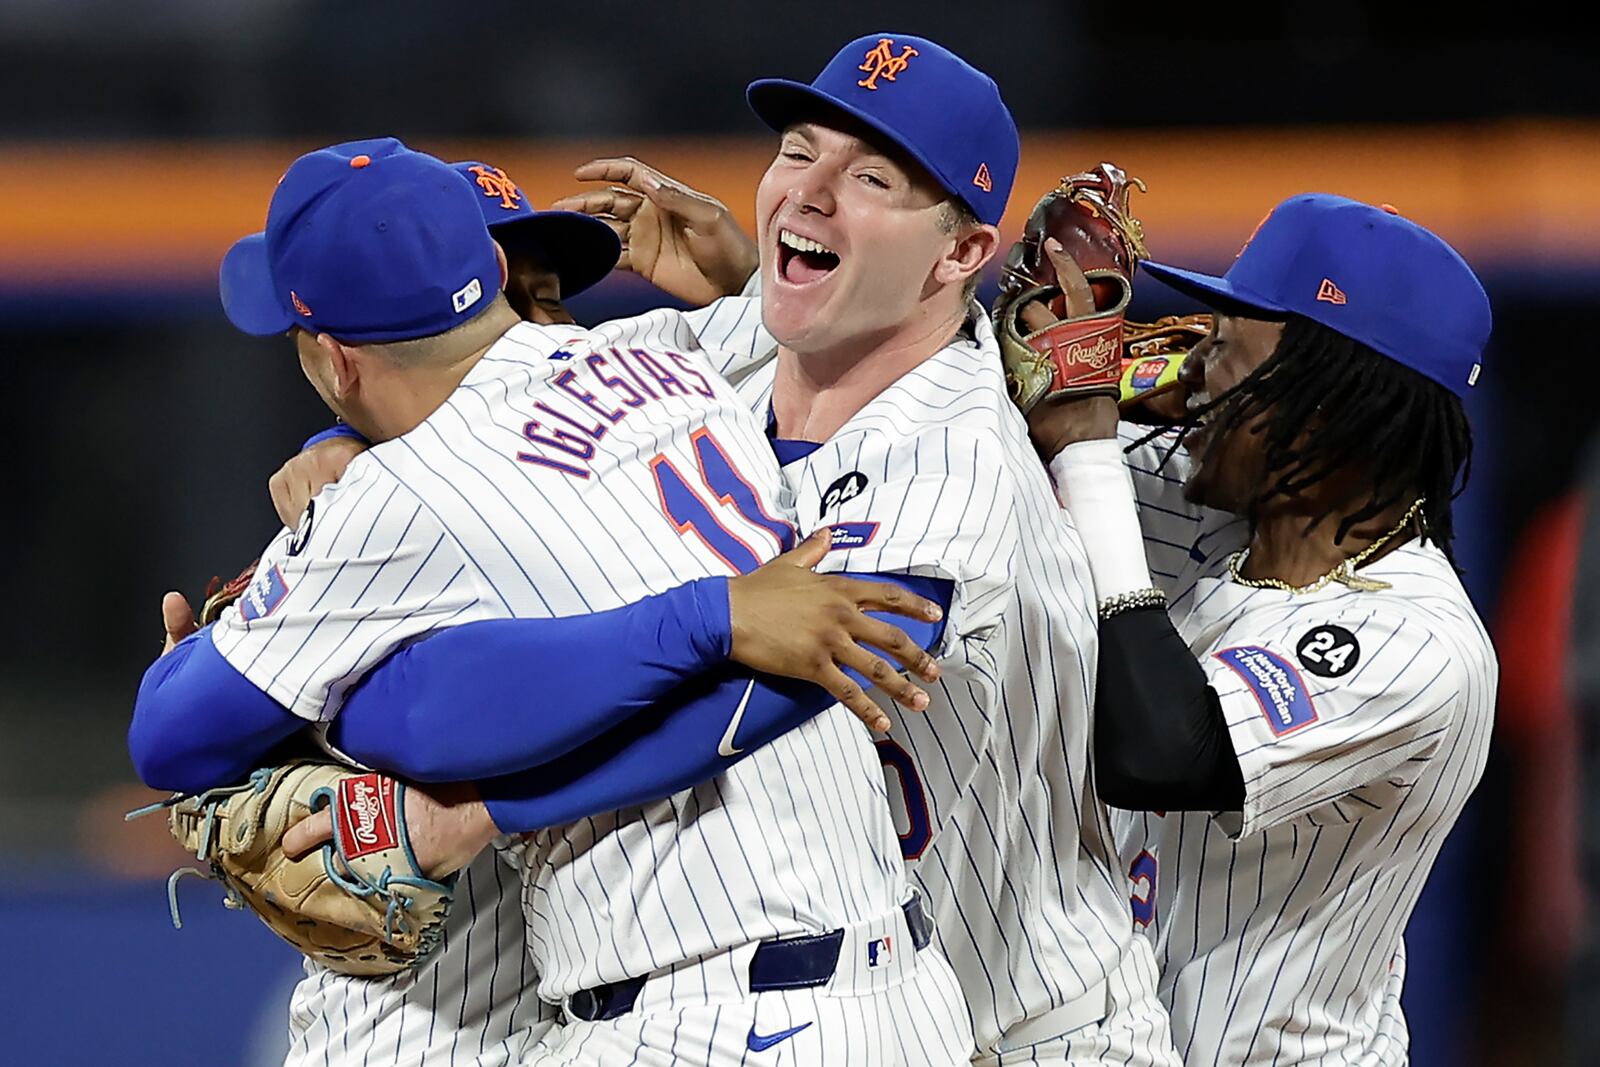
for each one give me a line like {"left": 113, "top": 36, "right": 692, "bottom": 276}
{"left": 136, "top": 761, "right": 454, "bottom": 977}
{"left": 993, "top": 162, "right": 1210, "bottom": 415}
{"left": 199, "top": 559, "right": 259, "bottom": 625}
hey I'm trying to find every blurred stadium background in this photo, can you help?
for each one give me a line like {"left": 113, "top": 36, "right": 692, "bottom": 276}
{"left": 5, "top": 3, "right": 1598, "bottom": 1063}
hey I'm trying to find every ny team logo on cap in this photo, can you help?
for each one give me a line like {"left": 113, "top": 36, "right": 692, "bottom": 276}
{"left": 856, "top": 37, "right": 918, "bottom": 90}
{"left": 469, "top": 164, "right": 523, "bottom": 210}
{"left": 746, "top": 32, "right": 1019, "bottom": 226}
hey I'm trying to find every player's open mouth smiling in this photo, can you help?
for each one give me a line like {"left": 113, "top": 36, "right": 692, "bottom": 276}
{"left": 776, "top": 228, "right": 840, "bottom": 286}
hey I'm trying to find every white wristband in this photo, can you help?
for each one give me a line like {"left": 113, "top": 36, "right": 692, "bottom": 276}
{"left": 1048, "top": 439, "right": 1154, "bottom": 600}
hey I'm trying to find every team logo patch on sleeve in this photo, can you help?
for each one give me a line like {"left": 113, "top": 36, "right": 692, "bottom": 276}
{"left": 1295, "top": 623, "right": 1361, "bottom": 678}
{"left": 828, "top": 522, "right": 879, "bottom": 551}
{"left": 1215, "top": 645, "right": 1317, "bottom": 736}
{"left": 239, "top": 565, "right": 291, "bottom": 621}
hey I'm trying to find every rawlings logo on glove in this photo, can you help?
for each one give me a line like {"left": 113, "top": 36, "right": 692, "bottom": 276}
{"left": 338, "top": 774, "right": 400, "bottom": 858}
{"left": 131, "top": 760, "right": 453, "bottom": 977}
{"left": 992, "top": 162, "right": 1209, "bottom": 417}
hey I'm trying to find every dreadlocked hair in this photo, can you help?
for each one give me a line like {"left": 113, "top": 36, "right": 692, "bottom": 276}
{"left": 1137, "top": 314, "right": 1474, "bottom": 567}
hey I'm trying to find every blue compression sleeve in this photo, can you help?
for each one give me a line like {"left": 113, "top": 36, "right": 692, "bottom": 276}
{"left": 129, "top": 576, "right": 728, "bottom": 794}
{"left": 476, "top": 573, "right": 953, "bottom": 832}
{"left": 127, "top": 630, "right": 305, "bottom": 793}
{"left": 326, "top": 577, "right": 733, "bottom": 782}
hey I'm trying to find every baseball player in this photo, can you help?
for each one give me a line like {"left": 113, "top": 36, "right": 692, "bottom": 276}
{"left": 237, "top": 36, "right": 1189, "bottom": 1062}
{"left": 1022, "top": 196, "right": 1496, "bottom": 1064}
{"left": 270, "top": 158, "right": 623, "bottom": 523}
{"left": 145, "top": 157, "right": 627, "bottom": 1067}
{"left": 552, "top": 34, "right": 1183, "bottom": 1064}
{"left": 132, "top": 138, "right": 972, "bottom": 1065}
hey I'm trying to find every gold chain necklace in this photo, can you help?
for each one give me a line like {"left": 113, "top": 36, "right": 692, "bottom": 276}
{"left": 1225, "top": 498, "right": 1426, "bottom": 595}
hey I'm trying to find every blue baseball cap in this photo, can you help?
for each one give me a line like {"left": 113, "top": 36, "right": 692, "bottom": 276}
{"left": 1140, "top": 194, "right": 1492, "bottom": 396}
{"left": 451, "top": 160, "right": 621, "bottom": 299}
{"left": 747, "top": 33, "right": 1018, "bottom": 226}
{"left": 220, "top": 137, "right": 501, "bottom": 343}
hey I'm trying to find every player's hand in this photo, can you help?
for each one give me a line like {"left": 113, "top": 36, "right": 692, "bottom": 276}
{"left": 727, "top": 529, "right": 944, "bottom": 732}
{"left": 283, "top": 781, "right": 495, "bottom": 880}
{"left": 159, "top": 592, "right": 197, "bottom": 656}
{"left": 551, "top": 157, "right": 758, "bottom": 306}
{"left": 1020, "top": 239, "right": 1120, "bottom": 457}
{"left": 269, "top": 435, "right": 369, "bottom": 527}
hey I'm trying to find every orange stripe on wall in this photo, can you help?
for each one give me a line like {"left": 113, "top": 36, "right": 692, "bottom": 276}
{"left": 3, "top": 121, "right": 1597, "bottom": 286}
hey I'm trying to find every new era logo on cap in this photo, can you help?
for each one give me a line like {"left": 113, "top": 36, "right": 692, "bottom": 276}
{"left": 973, "top": 163, "right": 993, "bottom": 193}
{"left": 1316, "top": 278, "right": 1347, "bottom": 305}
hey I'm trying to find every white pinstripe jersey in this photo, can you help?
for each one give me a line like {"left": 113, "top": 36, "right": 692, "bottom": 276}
{"left": 210, "top": 313, "right": 909, "bottom": 1035}
{"left": 684, "top": 297, "right": 1143, "bottom": 1053}
{"left": 283, "top": 846, "right": 551, "bottom": 1067}
{"left": 1110, "top": 425, "right": 1497, "bottom": 1066}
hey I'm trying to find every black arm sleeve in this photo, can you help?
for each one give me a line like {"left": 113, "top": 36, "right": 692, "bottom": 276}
{"left": 1094, "top": 605, "right": 1246, "bottom": 811}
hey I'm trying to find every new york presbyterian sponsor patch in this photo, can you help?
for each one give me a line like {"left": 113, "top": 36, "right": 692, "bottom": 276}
{"left": 239, "top": 564, "right": 291, "bottom": 621}
{"left": 1215, "top": 645, "right": 1318, "bottom": 736}
{"left": 828, "top": 521, "right": 879, "bottom": 551}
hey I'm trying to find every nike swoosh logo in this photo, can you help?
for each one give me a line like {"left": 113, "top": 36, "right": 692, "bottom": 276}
{"left": 746, "top": 1021, "right": 812, "bottom": 1052}
{"left": 717, "top": 679, "right": 757, "bottom": 757}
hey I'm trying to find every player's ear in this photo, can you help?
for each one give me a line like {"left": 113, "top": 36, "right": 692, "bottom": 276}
{"left": 934, "top": 222, "right": 999, "bottom": 290}
{"left": 493, "top": 240, "right": 509, "bottom": 292}
{"left": 316, "top": 333, "right": 360, "bottom": 399}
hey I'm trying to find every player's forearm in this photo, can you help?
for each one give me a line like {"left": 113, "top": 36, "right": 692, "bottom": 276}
{"left": 476, "top": 667, "right": 839, "bottom": 832}
{"left": 1046, "top": 438, "right": 1244, "bottom": 809}
{"left": 128, "top": 630, "right": 305, "bottom": 793}
{"left": 475, "top": 576, "right": 951, "bottom": 833}
{"left": 328, "top": 577, "right": 734, "bottom": 781}
{"left": 1094, "top": 607, "right": 1245, "bottom": 810}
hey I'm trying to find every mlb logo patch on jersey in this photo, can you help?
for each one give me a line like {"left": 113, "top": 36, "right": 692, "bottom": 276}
{"left": 828, "top": 522, "right": 879, "bottom": 551}
{"left": 239, "top": 565, "right": 291, "bottom": 621}
{"left": 1215, "top": 645, "right": 1317, "bottom": 736}
{"left": 866, "top": 936, "right": 894, "bottom": 968}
